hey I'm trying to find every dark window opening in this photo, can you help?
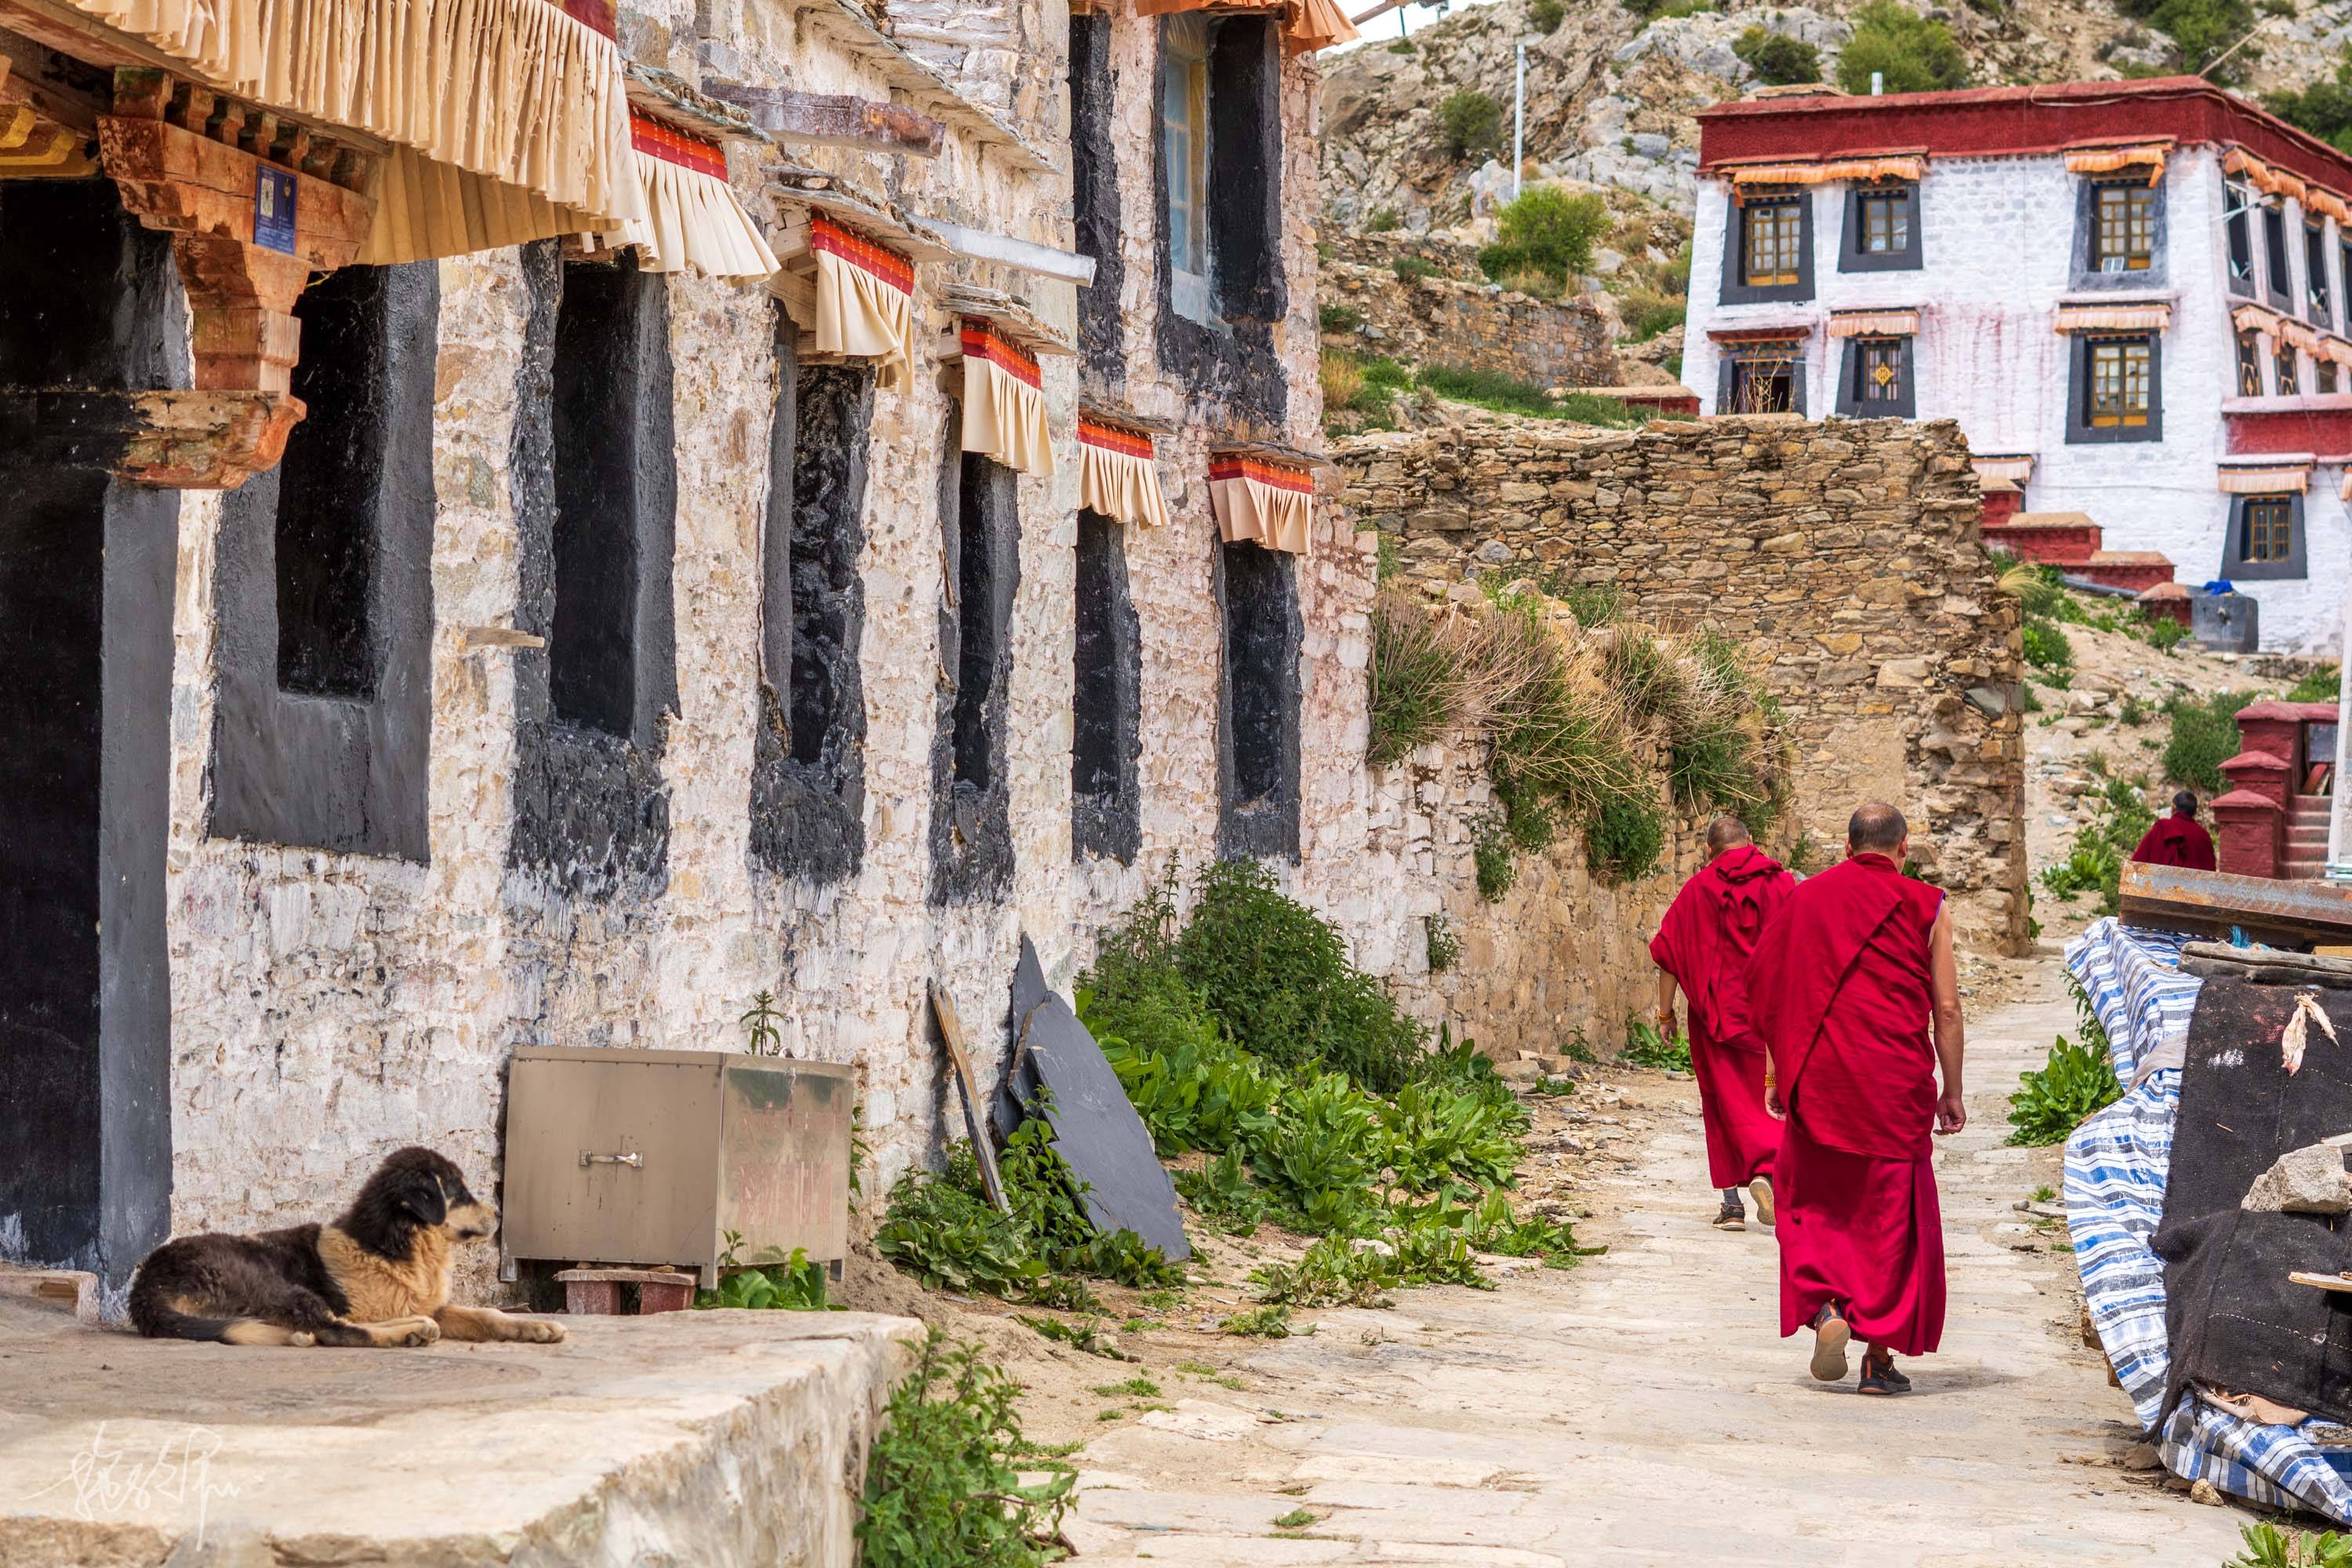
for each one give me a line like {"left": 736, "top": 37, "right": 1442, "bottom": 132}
{"left": 1721, "top": 341, "right": 1802, "bottom": 414}
{"left": 549, "top": 256, "right": 664, "bottom": 742}
{"left": 2309, "top": 223, "right": 2333, "bottom": 325}
{"left": 2325, "top": 358, "right": 2342, "bottom": 395}
{"left": 1859, "top": 189, "right": 1908, "bottom": 254}
{"left": 1073, "top": 508, "right": 1143, "bottom": 863}
{"left": 2067, "top": 330, "right": 2161, "bottom": 444}
{"left": 2228, "top": 182, "right": 2257, "bottom": 296}
{"left": 212, "top": 262, "right": 436, "bottom": 862}
{"left": 2238, "top": 328, "right": 2267, "bottom": 397}
{"left": 930, "top": 435, "right": 1021, "bottom": 902}
{"left": 1216, "top": 538, "right": 1301, "bottom": 861}
{"left": 2244, "top": 495, "right": 2294, "bottom": 561}
{"left": 275, "top": 266, "right": 385, "bottom": 699}
{"left": 2267, "top": 205, "right": 2293, "bottom": 301}
{"left": 2092, "top": 182, "right": 2155, "bottom": 271}
{"left": 1856, "top": 338, "right": 1902, "bottom": 405}
{"left": 750, "top": 319, "right": 872, "bottom": 884}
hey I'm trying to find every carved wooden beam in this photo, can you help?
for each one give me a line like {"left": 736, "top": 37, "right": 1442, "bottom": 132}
{"left": 99, "top": 69, "right": 373, "bottom": 397}
{"left": 0, "top": 388, "right": 302, "bottom": 488}
{"left": 703, "top": 82, "right": 946, "bottom": 158}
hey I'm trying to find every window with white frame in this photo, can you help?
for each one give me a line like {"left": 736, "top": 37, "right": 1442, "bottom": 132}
{"left": 2227, "top": 180, "right": 2258, "bottom": 297}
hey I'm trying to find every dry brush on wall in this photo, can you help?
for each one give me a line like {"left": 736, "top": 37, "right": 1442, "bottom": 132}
{"left": 1341, "top": 414, "right": 2029, "bottom": 959}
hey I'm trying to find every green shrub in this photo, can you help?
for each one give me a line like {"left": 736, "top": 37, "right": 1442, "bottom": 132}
{"left": 858, "top": 1330, "right": 1073, "bottom": 1568}
{"left": 1175, "top": 858, "right": 1428, "bottom": 1093}
{"left": 1223, "top": 1303, "right": 1295, "bottom": 1336}
{"left": 1360, "top": 355, "right": 1413, "bottom": 392}
{"left": 1416, "top": 365, "right": 1658, "bottom": 427}
{"left": 1378, "top": 1078, "right": 1523, "bottom": 1190}
{"left": 2122, "top": 0, "right": 2257, "bottom": 79}
{"left": 2164, "top": 688, "right": 2258, "bottom": 794}
{"left": 2021, "top": 616, "right": 2074, "bottom": 671}
{"left": 1392, "top": 256, "right": 1439, "bottom": 283}
{"left": 1318, "top": 301, "right": 1362, "bottom": 333}
{"left": 1425, "top": 913, "right": 1461, "bottom": 972}
{"left": 1586, "top": 795, "right": 1665, "bottom": 884}
{"left": 1835, "top": 1, "right": 1971, "bottom": 93}
{"left": 697, "top": 1243, "right": 832, "bottom": 1310}
{"left": 1530, "top": 0, "right": 1566, "bottom": 27}
{"left": 1621, "top": 1012, "right": 1692, "bottom": 1071}
{"left": 2230, "top": 1521, "right": 2352, "bottom": 1567}
{"left": 1621, "top": 286, "right": 1687, "bottom": 342}
{"left": 1367, "top": 206, "right": 1403, "bottom": 233}
{"left": 2037, "top": 779, "right": 2152, "bottom": 917}
{"left": 2269, "top": 53, "right": 2352, "bottom": 152}
{"left": 1440, "top": 90, "right": 1504, "bottom": 159}
{"left": 1477, "top": 186, "right": 1610, "bottom": 289}
{"left": 1173, "top": 1150, "right": 1267, "bottom": 1235}
{"left": 874, "top": 1147, "right": 1050, "bottom": 1297}
{"left": 1086, "top": 987, "right": 1279, "bottom": 1158}
{"left": 1733, "top": 26, "right": 1822, "bottom": 84}
{"left": 1473, "top": 815, "right": 1518, "bottom": 901}
{"left": 2005, "top": 1034, "right": 2119, "bottom": 1145}
{"left": 2289, "top": 662, "right": 2341, "bottom": 703}
{"left": 2144, "top": 615, "right": 2190, "bottom": 653}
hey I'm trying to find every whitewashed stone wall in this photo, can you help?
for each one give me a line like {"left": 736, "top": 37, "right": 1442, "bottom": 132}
{"left": 1684, "top": 146, "right": 2347, "bottom": 653}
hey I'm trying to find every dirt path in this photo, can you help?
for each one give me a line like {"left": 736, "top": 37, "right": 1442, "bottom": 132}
{"left": 1051, "top": 957, "right": 2252, "bottom": 1566}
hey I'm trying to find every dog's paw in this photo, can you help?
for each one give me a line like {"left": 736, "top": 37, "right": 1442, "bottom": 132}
{"left": 514, "top": 1317, "right": 566, "bottom": 1344}
{"left": 386, "top": 1316, "right": 441, "bottom": 1347}
{"left": 289, "top": 1331, "right": 316, "bottom": 1348}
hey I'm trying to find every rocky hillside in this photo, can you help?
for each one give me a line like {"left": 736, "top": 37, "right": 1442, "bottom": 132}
{"left": 1319, "top": 0, "right": 2352, "bottom": 236}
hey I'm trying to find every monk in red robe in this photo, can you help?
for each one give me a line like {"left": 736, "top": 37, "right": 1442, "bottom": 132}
{"left": 1650, "top": 815, "right": 1794, "bottom": 1232}
{"left": 1744, "top": 802, "right": 1965, "bottom": 1397}
{"left": 2131, "top": 790, "right": 2217, "bottom": 870}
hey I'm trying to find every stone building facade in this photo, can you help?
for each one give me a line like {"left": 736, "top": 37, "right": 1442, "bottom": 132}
{"left": 1337, "top": 415, "right": 2031, "bottom": 982}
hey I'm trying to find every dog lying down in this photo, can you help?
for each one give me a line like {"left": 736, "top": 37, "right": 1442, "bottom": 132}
{"left": 129, "top": 1146, "right": 565, "bottom": 1348}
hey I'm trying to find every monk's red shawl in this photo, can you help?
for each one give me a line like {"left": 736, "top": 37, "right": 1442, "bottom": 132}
{"left": 1647, "top": 843, "right": 1793, "bottom": 1054}
{"left": 2131, "top": 814, "right": 2217, "bottom": 871}
{"left": 1742, "top": 853, "right": 1944, "bottom": 1162}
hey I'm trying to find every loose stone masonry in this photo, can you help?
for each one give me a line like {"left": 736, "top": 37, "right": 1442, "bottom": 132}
{"left": 1337, "top": 414, "right": 2030, "bottom": 966}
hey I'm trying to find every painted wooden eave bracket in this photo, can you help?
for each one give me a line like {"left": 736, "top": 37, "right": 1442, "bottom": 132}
{"left": 795, "top": 0, "right": 1062, "bottom": 183}
{"left": 624, "top": 63, "right": 772, "bottom": 145}
{"left": 765, "top": 164, "right": 955, "bottom": 260}
{"left": 701, "top": 81, "right": 944, "bottom": 158}
{"left": 937, "top": 284, "right": 1074, "bottom": 358}
{"left": 0, "top": 387, "right": 303, "bottom": 488}
{"left": 82, "top": 67, "right": 376, "bottom": 485}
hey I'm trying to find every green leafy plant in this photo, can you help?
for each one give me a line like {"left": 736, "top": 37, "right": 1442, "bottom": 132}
{"left": 2290, "top": 662, "right": 2342, "bottom": 703}
{"left": 874, "top": 1148, "right": 1049, "bottom": 1298}
{"left": 1274, "top": 1509, "right": 1319, "bottom": 1530}
{"left": 1587, "top": 795, "right": 1665, "bottom": 884}
{"left": 1379, "top": 1078, "right": 1523, "bottom": 1190}
{"left": 698, "top": 1240, "right": 832, "bottom": 1310}
{"left": 1251, "top": 1233, "right": 1403, "bottom": 1308}
{"left": 1835, "top": 0, "right": 1971, "bottom": 93}
{"left": 740, "top": 989, "right": 785, "bottom": 1055}
{"left": 2165, "top": 688, "right": 2259, "bottom": 794}
{"left": 1174, "top": 1149, "right": 1269, "bottom": 1235}
{"left": 1439, "top": 90, "right": 1504, "bottom": 159}
{"left": 1367, "top": 206, "right": 1403, "bottom": 234}
{"left": 2146, "top": 615, "right": 2190, "bottom": 654}
{"left": 1733, "top": 26, "right": 1821, "bottom": 84}
{"left": 857, "top": 1330, "right": 1074, "bottom": 1568}
{"left": 1392, "top": 256, "right": 1439, "bottom": 284}
{"left": 2022, "top": 616, "right": 2074, "bottom": 672}
{"left": 1477, "top": 186, "right": 1610, "bottom": 290}
{"left": 2230, "top": 1522, "right": 2352, "bottom": 1567}
{"left": 2005, "top": 1034, "right": 2120, "bottom": 1145}
{"left": 1621, "top": 1011, "right": 1693, "bottom": 1072}
{"left": 1529, "top": 0, "right": 1566, "bottom": 27}
{"left": 1318, "top": 301, "right": 1363, "bottom": 334}
{"left": 1425, "top": 913, "right": 1461, "bottom": 973}
{"left": 1473, "top": 814, "right": 1519, "bottom": 902}
{"left": 1224, "top": 1303, "right": 1296, "bottom": 1337}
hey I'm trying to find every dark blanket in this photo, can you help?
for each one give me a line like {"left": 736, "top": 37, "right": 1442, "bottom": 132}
{"left": 2154, "top": 975, "right": 2352, "bottom": 1428}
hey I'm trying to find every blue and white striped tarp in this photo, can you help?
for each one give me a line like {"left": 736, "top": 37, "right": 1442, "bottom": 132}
{"left": 2063, "top": 918, "right": 2352, "bottom": 1522}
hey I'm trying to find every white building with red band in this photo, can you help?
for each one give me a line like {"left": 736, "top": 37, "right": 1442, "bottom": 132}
{"left": 1682, "top": 76, "right": 2352, "bottom": 653}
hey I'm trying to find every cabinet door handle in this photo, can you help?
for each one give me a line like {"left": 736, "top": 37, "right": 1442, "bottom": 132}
{"left": 579, "top": 1151, "right": 643, "bottom": 1169}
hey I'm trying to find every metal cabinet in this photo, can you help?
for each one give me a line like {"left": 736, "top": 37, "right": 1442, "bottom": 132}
{"left": 504, "top": 1047, "right": 854, "bottom": 1287}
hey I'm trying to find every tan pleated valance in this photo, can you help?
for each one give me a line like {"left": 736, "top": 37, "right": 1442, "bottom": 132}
{"left": 1972, "top": 454, "right": 2035, "bottom": 483}
{"left": 2281, "top": 318, "right": 2325, "bottom": 354}
{"left": 2222, "top": 145, "right": 2352, "bottom": 222}
{"left": 2053, "top": 302, "right": 2172, "bottom": 334}
{"left": 2322, "top": 337, "right": 2352, "bottom": 368}
{"left": 1131, "top": 0, "right": 1356, "bottom": 52}
{"left": 811, "top": 215, "right": 916, "bottom": 390}
{"left": 1079, "top": 417, "right": 1171, "bottom": 531}
{"left": 2313, "top": 190, "right": 2352, "bottom": 227}
{"left": 60, "top": 0, "right": 645, "bottom": 265}
{"left": 2063, "top": 142, "right": 2169, "bottom": 183}
{"left": 1210, "top": 453, "right": 1314, "bottom": 556}
{"left": 1827, "top": 309, "right": 1921, "bottom": 338}
{"left": 2218, "top": 464, "right": 2310, "bottom": 494}
{"left": 2234, "top": 302, "right": 2287, "bottom": 339}
{"left": 960, "top": 319, "right": 1054, "bottom": 478}
{"left": 618, "top": 113, "right": 776, "bottom": 280}
{"left": 1726, "top": 155, "right": 1926, "bottom": 191}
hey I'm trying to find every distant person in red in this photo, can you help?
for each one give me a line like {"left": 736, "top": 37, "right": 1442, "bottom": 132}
{"left": 2131, "top": 791, "right": 2217, "bottom": 870}
{"left": 1744, "top": 803, "right": 1966, "bottom": 1397}
{"left": 1650, "top": 815, "right": 1795, "bottom": 1233}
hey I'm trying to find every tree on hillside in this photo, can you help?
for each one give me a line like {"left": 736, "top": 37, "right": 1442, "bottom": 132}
{"left": 1734, "top": 27, "right": 1823, "bottom": 85}
{"left": 1477, "top": 186, "right": 1611, "bottom": 289}
{"left": 1834, "top": 2, "right": 1970, "bottom": 95}
{"left": 2268, "top": 50, "right": 2352, "bottom": 149}
{"left": 2116, "top": 0, "right": 2257, "bottom": 81}
{"left": 1441, "top": 90, "right": 1504, "bottom": 160}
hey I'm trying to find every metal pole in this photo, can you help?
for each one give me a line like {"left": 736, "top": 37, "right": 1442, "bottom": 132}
{"left": 1513, "top": 42, "right": 1526, "bottom": 198}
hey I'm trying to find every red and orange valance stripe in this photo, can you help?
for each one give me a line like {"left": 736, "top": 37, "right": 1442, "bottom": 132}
{"left": 809, "top": 214, "right": 916, "bottom": 388}
{"left": 960, "top": 317, "right": 1054, "bottom": 478}
{"left": 960, "top": 318, "right": 1043, "bottom": 391}
{"left": 614, "top": 110, "right": 775, "bottom": 278}
{"left": 630, "top": 112, "right": 730, "bottom": 180}
{"left": 1209, "top": 452, "right": 1316, "bottom": 555}
{"left": 1079, "top": 416, "right": 1169, "bottom": 530}
{"left": 811, "top": 215, "right": 915, "bottom": 295}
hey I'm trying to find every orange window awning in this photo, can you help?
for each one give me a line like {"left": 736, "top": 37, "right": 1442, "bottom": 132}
{"left": 2218, "top": 464, "right": 2310, "bottom": 494}
{"left": 1726, "top": 155, "right": 1926, "bottom": 190}
{"left": 1210, "top": 452, "right": 1315, "bottom": 556}
{"left": 2063, "top": 141, "right": 2170, "bottom": 183}
{"left": 617, "top": 113, "right": 777, "bottom": 280}
{"left": 1827, "top": 309, "right": 1922, "bottom": 338}
{"left": 1131, "top": 0, "right": 1357, "bottom": 52}
{"left": 810, "top": 215, "right": 916, "bottom": 390}
{"left": 2053, "top": 303, "right": 2172, "bottom": 334}
{"left": 960, "top": 318, "right": 1054, "bottom": 478}
{"left": 1079, "top": 417, "right": 1171, "bottom": 531}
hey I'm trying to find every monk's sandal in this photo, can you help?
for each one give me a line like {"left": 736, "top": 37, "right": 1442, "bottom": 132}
{"left": 1808, "top": 1301, "right": 1852, "bottom": 1384}
{"left": 1711, "top": 1198, "right": 1747, "bottom": 1231}
{"left": 1858, "top": 1349, "right": 1909, "bottom": 1396}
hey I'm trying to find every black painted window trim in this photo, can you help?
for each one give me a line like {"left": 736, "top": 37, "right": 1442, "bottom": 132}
{"left": 1719, "top": 191, "right": 1814, "bottom": 306}
{"left": 2070, "top": 173, "right": 2168, "bottom": 294}
{"left": 1714, "top": 340, "right": 1809, "bottom": 416}
{"left": 2063, "top": 330, "right": 2163, "bottom": 445}
{"left": 1833, "top": 334, "right": 1916, "bottom": 417}
{"left": 1838, "top": 181, "right": 1922, "bottom": 273}
{"left": 2264, "top": 205, "right": 2296, "bottom": 312}
{"left": 2223, "top": 491, "right": 2308, "bottom": 580}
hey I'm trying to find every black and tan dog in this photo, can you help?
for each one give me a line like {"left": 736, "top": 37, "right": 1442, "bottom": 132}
{"left": 129, "top": 1146, "right": 565, "bottom": 1348}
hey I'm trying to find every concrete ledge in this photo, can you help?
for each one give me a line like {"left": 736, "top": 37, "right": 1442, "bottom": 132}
{"left": 0, "top": 1301, "right": 920, "bottom": 1566}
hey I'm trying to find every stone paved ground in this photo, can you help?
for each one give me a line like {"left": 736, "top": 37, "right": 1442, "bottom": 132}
{"left": 1058, "top": 960, "right": 2255, "bottom": 1566}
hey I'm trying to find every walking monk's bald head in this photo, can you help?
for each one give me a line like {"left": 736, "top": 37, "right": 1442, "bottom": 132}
{"left": 1705, "top": 816, "right": 1751, "bottom": 858}
{"left": 1848, "top": 802, "right": 1908, "bottom": 856}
